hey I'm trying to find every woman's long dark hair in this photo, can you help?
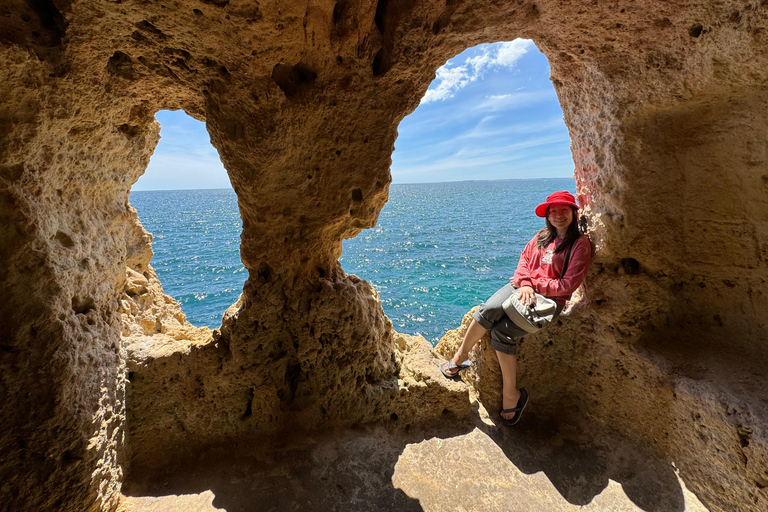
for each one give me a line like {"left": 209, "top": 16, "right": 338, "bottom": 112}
{"left": 536, "top": 205, "right": 582, "bottom": 253}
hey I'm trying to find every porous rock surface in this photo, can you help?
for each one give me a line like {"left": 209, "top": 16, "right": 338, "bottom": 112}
{"left": 1, "top": 0, "right": 767, "bottom": 511}
{"left": 118, "top": 424, "right": 711, "bottom": 512}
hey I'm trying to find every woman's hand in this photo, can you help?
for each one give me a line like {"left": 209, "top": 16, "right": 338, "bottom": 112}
{"left": 517, "top": 286, "right": 536, "bottom": 306}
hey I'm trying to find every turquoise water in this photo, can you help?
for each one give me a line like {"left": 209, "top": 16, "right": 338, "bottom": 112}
{"left": 130, "top": 189, "right": 245, "bottom": 328}
{"left": 130, "top": 178, "right": 575, "bottom": 344}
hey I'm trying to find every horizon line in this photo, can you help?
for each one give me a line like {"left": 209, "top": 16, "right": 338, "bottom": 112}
{"left": 131, "top": 175, "right": 575, "bottom": 193}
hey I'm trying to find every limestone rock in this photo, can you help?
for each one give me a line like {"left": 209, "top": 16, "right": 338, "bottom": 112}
{"left": 119, "top": 424, "right": 711, "bottom": 512}
{"left": 118, "top": 491, "right": 223, "bottom": 512}
{"left": 438, "top": 295, "right": 768, "bottom": 512}
{"left": 2, "top": 0, "right": 768, "bottom": 511}
{"left": 435, "top": 306, "right": 505, "bottom": 413}
{"left": 392, "top": 428, "right": 711, "bottom": 512}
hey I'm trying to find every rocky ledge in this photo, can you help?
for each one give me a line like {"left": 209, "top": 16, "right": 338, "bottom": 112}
{"left": 2, "top": 0, "right": 767, "bottom": 511}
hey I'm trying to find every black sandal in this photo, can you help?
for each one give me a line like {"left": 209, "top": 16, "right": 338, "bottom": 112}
{"left": 499, "top": 388, "right": 529, "bottom": 426}
{"left": 440, "top": 359, "right": 471, "bottom": 379}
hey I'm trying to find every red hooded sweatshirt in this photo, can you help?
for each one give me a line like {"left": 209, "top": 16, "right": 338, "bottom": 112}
{"left": 512, "top": 235, "right": 591, "bottom": 305}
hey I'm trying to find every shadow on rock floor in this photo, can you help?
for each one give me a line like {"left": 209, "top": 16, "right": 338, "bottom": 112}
{"left": 478, "top": 409, "right": 701, "bottom": 512}
{"left": 120, "top": 420, "right": 476, "bottom": 512}
{"left": 120, "top": 410, "right": 708, "bottom": 512}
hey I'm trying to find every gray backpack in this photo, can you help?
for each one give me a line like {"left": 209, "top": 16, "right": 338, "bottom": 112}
{"left": 502, "top": 242, "right": 574, "bottom": 333}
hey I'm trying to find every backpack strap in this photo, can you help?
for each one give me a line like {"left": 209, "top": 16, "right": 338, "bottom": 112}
{"left": 560, "top": 239, "right": 576, "bottom": 279}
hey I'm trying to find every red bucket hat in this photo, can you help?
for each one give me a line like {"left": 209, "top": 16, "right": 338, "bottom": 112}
{"left": 535, "top": 191, "right": 579, "bottom": 217}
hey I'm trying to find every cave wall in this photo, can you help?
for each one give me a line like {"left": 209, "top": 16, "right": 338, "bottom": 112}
{"left": 1, "top": 0, "right": 768, "bottom": 511}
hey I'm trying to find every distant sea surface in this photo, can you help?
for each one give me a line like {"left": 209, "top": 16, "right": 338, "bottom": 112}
{"left": 130, "top": 178, "right": 576, "bottom": 344}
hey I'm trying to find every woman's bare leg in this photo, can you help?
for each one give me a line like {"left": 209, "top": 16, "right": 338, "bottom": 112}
{"left": 444, "top": 319, "right": 488, "bottom": 376}
{"left": 495, "top": 350, "right": 521, "bottom": 420}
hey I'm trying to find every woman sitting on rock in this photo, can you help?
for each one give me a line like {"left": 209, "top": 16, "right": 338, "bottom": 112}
{"left": 440, "top": 190, "right": 591, "bottom": 426}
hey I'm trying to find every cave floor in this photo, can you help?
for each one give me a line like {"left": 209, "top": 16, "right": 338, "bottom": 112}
{"left": 119, "top": 410, "right": 709, "bottom": 512}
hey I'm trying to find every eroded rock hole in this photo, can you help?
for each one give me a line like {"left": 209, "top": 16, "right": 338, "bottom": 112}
{"left": 27, "top": 0, "right": 66, "bottom": 46}
{"left": 118, "top": 123, "right": 140, "bottom": 137}
{"left": 135, "top": 20, "right": 165, "bottom": 38}
{"left": 257, "top": 262, "right": 273, "bottom": 283}
{"left": 332, "top": 1, "right": 346, "bottom": 24}
{"left": 71, "top": 296, "right": 95, "bottom": 315}
{"left": 128, "top": 110, "right": 245, "bottom": 329}
{"left": 374, "top": 0, "right": 387, "bottom": 33}
{"left": 341, "top": 40, "right": 574, "bottom": 343}
{"left": 621, "top": 258, "right": 641, "bottom": 275}
{"left": 689, "top": 24, "right": 703, "bottom": 37}
{"left": 53, "top": 230, "right": 74, "bottom": 248}
{"left": 241, "top": 388, "right": 255, "bottom": 420}
{"left": 371, "top": 48, "right": 387, "bottom": 76}
{"left": 272, "top": 62, "right": 317, "bottom": 98}
{"left": 106, "top": 51, "right": 133, "bottom": 79}
{"left": 280, "top": 362, "right": 302, "bottom": 407}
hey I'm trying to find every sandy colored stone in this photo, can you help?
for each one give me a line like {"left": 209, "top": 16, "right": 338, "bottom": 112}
{"left": 392, "top": 428, "right": 710, "bottom": 512}
{"left": 437, "top": 298, "right": 768, "bottom": 512}
{"left": 117, "top": 424, "right": 711, "bottom": 512}
{"left": 2, "top": 0, "right": 768, "bottom": 511}
{"left": 118, "top": 491, "right": 223, "bottom": 512}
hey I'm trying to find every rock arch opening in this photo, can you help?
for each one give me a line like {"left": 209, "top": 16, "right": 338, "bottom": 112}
{"left": 342, "top": 40, "right": 576, "bottom": 343}
{"left": 3, "top": 2, "right": 768, "bottom": 511}
{"left": 128, "top": 110, "right": 244, "bottom": 331}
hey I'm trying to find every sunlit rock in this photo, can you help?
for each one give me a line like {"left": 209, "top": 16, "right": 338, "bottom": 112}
{"left": 1, "top": 0, "right": 767, "bottom": 511}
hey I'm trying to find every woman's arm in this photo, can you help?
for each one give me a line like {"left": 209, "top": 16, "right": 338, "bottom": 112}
{"left": 511, "top": 236, "right": 538, "bottom": 288}
{"left": 532, "top": 237, "right": 591, "bottom": 297}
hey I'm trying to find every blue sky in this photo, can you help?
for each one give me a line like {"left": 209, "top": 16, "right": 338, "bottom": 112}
{"left": 132, "top": 111, "right": 231, "bottom": 191}
{"left": 132, "top": 39, "right": 573, "bottom": 191}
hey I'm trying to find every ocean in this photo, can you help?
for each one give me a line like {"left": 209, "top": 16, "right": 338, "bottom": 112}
{"left": 130, "top": 178, "right": 575, "bottom": 344}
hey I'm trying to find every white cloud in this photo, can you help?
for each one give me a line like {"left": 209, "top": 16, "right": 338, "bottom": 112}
{"left": 494, "top": 40, "right": 531, "bottom": 67}
{"left": 393, "top": 133, "right": 570, "bottom": 173}
{"left": 421, "top": 65, "right": 474, "bottom": 103}
{"left": 447, "top": 116, "right": 568, "bottom": 144}
{"left": 421, "top": 39, "right": 534, "bottom": 104}
{"left": 465, "top": 52, "right": 492, "bottom": 74}
{"left": 391, "top": 140, "right": 573, "bottom": 181}
{"left": 474, "top": 89, "right": 552, "bottom": 112}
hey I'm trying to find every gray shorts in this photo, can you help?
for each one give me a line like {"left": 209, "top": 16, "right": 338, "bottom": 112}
{"left": 473, "top": 284, "right": 537, "bottom": 355}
